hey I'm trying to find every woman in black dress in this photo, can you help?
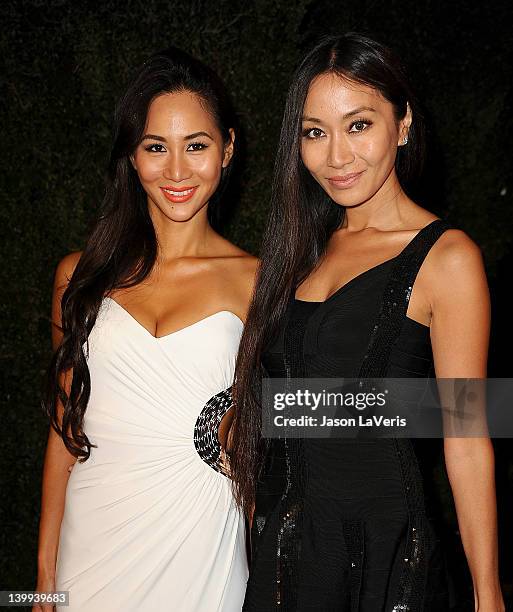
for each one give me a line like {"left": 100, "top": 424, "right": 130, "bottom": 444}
{"left": 230, "top": 34, "right": 504, "bottom": 611}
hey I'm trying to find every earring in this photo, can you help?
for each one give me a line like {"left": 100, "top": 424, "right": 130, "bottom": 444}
{"left": 401, "top": 135, "right": 409, "bottom": 145}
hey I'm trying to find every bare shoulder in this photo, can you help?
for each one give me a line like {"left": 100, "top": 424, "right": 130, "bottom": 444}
{"left": 219, "top": 251, "right": 259, "bottom": 293}
{"left": 212, "top": 236, "right": 259, "bottom": 281}
{"left": 54, "top": 251, "right": 83, "bottom": 291}
{"left": 429, "top": 229, "right": 484, "bottom": 274}
{"left": 422, "top": 228, "right": 487, "bottom": 299}
{"left": 228, "top": 251, "right": 259, "bottom": 277}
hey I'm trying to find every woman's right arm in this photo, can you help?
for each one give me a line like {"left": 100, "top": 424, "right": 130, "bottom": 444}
{"left": 34, "top": 253, "right": 81, "bottom": 611}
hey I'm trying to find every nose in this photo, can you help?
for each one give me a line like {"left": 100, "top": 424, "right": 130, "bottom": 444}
{"left": 163, "top": 150, "right": 192, "bottom": 182}
{"left": 327, "top": 133, "right": 355, "bottom": 168}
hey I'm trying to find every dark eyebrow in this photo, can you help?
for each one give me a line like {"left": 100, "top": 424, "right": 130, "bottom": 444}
{"left": 302, "top": 106, "right": 377, "bottom": 123}
{"left": 302, "top": 116, "right": 324, "bottom": 124}
{"left": 184, "top": 131, "right": 214, "bottom": 141}
{"left": 141, "top": 134, "right": 167, "bottom": 142}
{"left": 141, "top": 131, "right": 214, "bottom": 143}
{"left": 342, "top": 106, "right": 376, "bottom": 119}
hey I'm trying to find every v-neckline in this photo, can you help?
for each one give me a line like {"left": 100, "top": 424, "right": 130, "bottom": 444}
{"left": 104, "top": 297, "right": 243, "bottom": 340}
{"left": 294, "top": 219, "right": 441, "bottom": 305}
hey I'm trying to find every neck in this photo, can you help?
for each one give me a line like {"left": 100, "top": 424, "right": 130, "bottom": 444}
{"left": 149, "top": 202, "right": 215, "bottom": 261}
{"left": 342, "top": 171, "right": 414, "bottom": 233}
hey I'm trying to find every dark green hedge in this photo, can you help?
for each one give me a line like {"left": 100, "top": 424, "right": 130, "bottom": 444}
{"left": 1, "top": 0, "right": 512, "bottom": 605}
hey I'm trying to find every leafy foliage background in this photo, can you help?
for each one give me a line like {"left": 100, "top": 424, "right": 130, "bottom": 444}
{"left": 1, "top": 0, "right": 512, "bottom": 607}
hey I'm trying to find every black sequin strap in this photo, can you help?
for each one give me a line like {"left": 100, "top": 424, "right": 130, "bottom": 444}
{"left": 357, "top": 219, "right": 451, "bottom": 611}
{"left": 359, "top": 219, "right": 451, "bottom": 379}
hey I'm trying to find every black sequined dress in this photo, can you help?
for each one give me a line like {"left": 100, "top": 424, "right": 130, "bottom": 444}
{"left": 243, "top": 220, "right": 451, "bottom": 612}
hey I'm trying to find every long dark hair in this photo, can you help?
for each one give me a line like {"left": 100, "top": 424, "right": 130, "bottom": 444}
{"left": 44, "top": 47, "right": 238, "bottom": 459}
{"left": 230, "top": 32, "right": 426, "bottom": 513}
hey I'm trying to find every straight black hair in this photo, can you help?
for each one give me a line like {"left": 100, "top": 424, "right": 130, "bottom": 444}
{"left": 230, "top": 32, "right": 427, "bottom": 513}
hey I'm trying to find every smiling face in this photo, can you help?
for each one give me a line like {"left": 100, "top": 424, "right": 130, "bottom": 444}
{"left": 131, "top": 90, "right": 234, "bottom": 224}
{"left": 300, "top": 72, "right": 411, "bottom": 208}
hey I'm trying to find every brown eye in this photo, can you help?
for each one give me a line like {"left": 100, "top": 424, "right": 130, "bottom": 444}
{"left": 349, "top": 120, "right": 371, "bottom": 133}
{"left": 302, "top": 127, "right": 325, "bottom": 139}
{"left": 186, "top": 142, "right": 208, "bottom": 152}
{"left": 145, "top": 143, "right": 166, "bottom": 152}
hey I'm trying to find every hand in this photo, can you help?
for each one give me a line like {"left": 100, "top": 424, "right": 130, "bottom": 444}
{"left": 32, "top": 576, "right": 57, "bottom": 612}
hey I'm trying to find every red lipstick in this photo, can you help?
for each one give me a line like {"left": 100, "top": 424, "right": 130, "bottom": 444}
{"left": 160, "top": 185, "right": 198, "bottom": 203}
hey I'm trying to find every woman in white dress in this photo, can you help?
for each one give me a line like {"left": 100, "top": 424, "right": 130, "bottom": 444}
{"left": 34, "top": 47, "right": 256, "bottom": 611}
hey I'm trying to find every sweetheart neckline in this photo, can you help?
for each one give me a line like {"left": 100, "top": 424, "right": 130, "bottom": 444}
{"left": 103, "top": 297, "right": 243, "bottom": 341}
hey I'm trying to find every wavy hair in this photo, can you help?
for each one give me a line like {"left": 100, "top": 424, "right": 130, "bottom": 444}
{"left": 44, "top": 47, "right": 238, "bottom": 459}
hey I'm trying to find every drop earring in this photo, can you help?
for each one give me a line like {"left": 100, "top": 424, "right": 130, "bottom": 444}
{"left": 401, "top": 135, "right": 408, "bottom": 145}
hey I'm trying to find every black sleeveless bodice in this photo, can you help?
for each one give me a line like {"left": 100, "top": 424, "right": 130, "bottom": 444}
{"left": 243, "top": 220, "right": 451, "bottom": 612}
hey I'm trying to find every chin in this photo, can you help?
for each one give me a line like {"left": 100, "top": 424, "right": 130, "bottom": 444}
{"left": 158, "top": 197, "right": 207, "bottom": 222}
{"left": 327, "top": 191, "right": 367, "bottom": 208}
{"left": 167, "top": 210, "right": 201, "bottom": 223}
{"left": 325, "top": 181, "right": 382, "bottom": 208}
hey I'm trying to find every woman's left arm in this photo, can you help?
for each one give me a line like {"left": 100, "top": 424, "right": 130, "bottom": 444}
{"left": 429, "top": 230, "right": 504, "bottom": 612}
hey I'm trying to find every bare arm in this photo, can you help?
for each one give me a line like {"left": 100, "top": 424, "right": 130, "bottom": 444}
{"left": 428, "top": 231, "right": 504, "bottom": 612}
{"left": 34, "top": 253, "right": 81, "bottom": 610}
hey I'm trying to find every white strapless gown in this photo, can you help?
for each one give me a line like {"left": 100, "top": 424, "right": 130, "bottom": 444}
{"left": 55, "top": 298, "right": 248, "bottom": 611}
